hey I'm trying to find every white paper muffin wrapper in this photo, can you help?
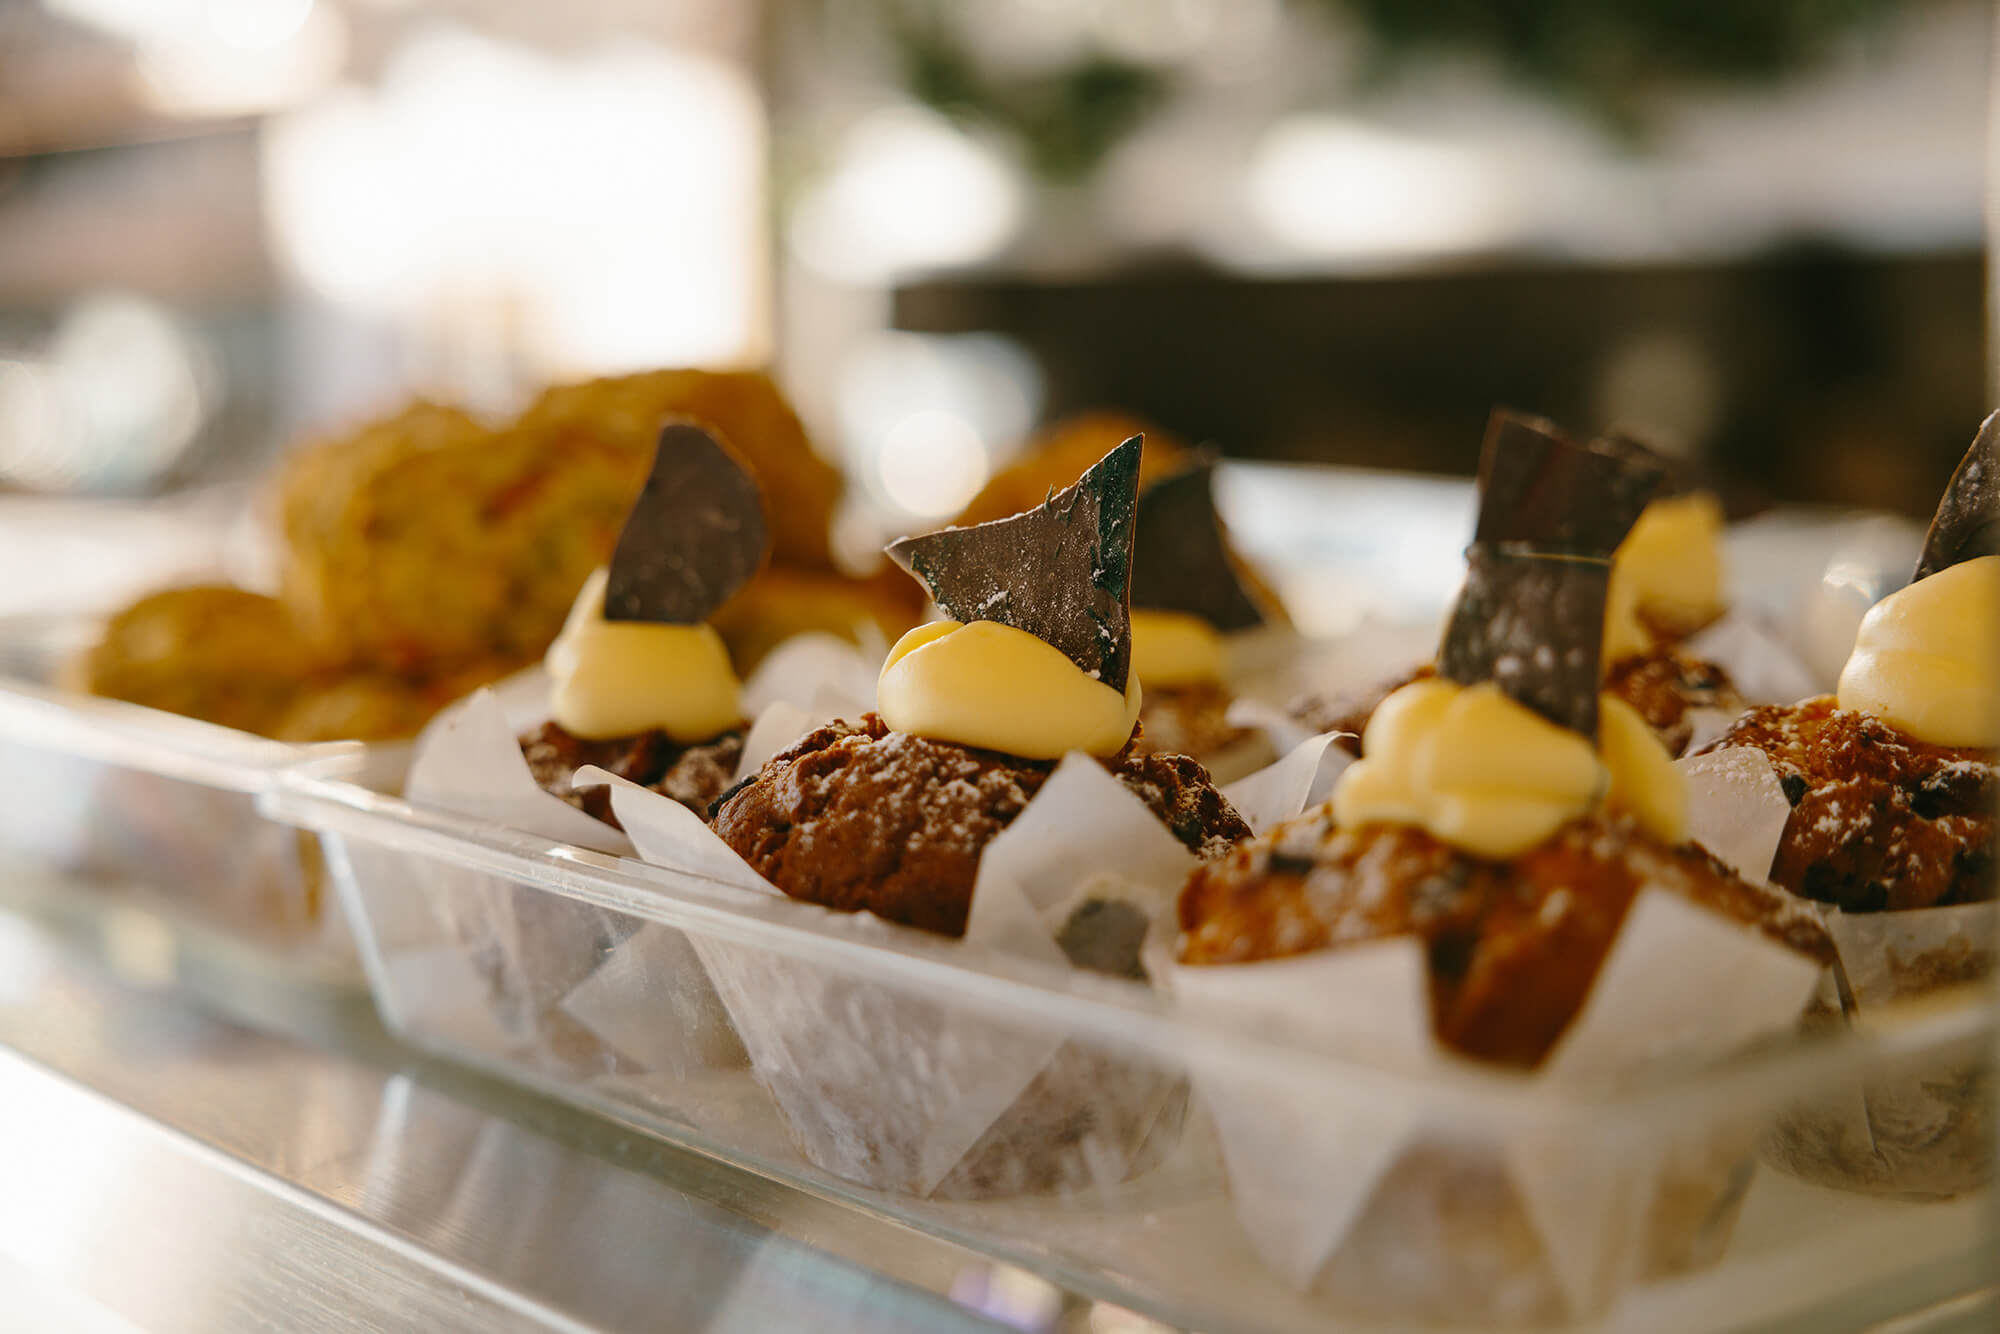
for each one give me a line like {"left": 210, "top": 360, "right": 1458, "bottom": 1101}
{"left": 594, "top": 752, "right": 1201, "bottom": 1197}
{"left": 1219, "top": 732, "right": 1351, "bottom": 837}
{"left": 1159, "top": 888, "right": 1822, "bottom": 1317}
{"left": 1683, "top": 608, "right": 1824, "bottom": 705}
{"left": 392, "top": 635, "right": 879, "bottom": 1067}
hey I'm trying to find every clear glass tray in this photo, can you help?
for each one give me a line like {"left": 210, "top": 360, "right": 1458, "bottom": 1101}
{"left": 265, "top": 753, "right": 1994, "bottom": 1333}
{"left": 0, "top": 616, "right": 389, "bottom": 984}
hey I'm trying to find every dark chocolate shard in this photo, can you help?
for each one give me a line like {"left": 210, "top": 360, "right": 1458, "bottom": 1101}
{"left": 1597, "top": 426, "right": 1696, "bottom": 498}
{"left": 1440, "top": 409, "right": 1665, "bottom": 738}
{"left": 1913, "top": 410, "right": 2000, "bottom": 582}
{"left": 1474, "top": 410, "right": 1666, "bottom": 551}
{"left": 604, "top": 422, "right": 770, "bottom": 624}
{"left": 888, "top": 436, "right": 1141, "bottom": 687}
{"left": 1438, "top": 552, "right": 1618, "bottom": 737}
{"left": 1130, "top": 458, "right": 1266, "bottom": 632}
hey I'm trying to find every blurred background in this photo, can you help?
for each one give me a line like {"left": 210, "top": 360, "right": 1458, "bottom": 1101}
{"left": 0, "top": 0, "right": 1988, "bottom": 565}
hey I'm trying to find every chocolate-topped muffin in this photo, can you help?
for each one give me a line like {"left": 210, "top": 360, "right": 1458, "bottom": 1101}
{"left": 697, "top": 437, "right": 1241, "bottom": 1202}
{"left": 714, "top": 713, "right": 1248, "bottom": 937}
{"left": 1169, "top": 409, "right": 1830, "bottom": 1324}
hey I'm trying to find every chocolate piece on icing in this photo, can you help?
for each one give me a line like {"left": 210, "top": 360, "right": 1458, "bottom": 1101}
{"left": 1474, "top": 410, "right": 1667, "bottom": 551}
{"left": 1130, "top": 458, "right": 1266, "bottom": 632}
{"left": 1440, "top": 409, "right": 1664, "bottom": 738}
{"left": 604, "top": 422, "right": 770, "bottom": 624}
{"left": 1913, "top": 410, "right": 2000, "bottom": 582}
{"left": 1597, "top": 426, "right": 1697, "bottom": 498}
{"left": 888, "top": 436, "right": 1141, "bottom": 687}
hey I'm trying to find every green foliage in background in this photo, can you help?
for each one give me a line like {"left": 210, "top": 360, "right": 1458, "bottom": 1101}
{"left": 1326, "top": 0, "right": 1905, "bottom": 133}
{"left": 883, "top": 0, "right": 1908, "bottom": 180}
{"left": 889, "top": 7, "right": 1169, "bottom": 183}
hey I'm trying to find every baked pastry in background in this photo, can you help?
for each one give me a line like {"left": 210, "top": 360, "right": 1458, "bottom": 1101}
{"left": 952, "top": 411, "right": 1190, "bottom": 528}
{"left": 518, "top": 369, "right": 841, "bottom": 570}
{"left": 72, "top": 585, "right": 325, "bottom": 737}
{"left": 80, "top": 367, "right": 880, "bottom": 743}
{"left": 709, "top": 565, "right": 923, "bottom": 672}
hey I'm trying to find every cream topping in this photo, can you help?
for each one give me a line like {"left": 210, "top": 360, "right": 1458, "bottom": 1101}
{"left": 1130, "top": 609, "right": 1227, "bottom": 688}
{"left": 1603, "top": 492, "right": 1727, "bottom": 661}
{"left": 1333, "top": 678, "right": 1687, "bottom": 859}
{"left": 545, "top": 567, "right": 743, "bottom": 742}
{"left": 876, "top": 619, "right": 1142, "bottom": 760}
{"left": 1836, "top": 554, "right": 2000, "bottom": 748}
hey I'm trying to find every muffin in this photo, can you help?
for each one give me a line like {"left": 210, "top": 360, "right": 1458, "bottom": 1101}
{"left": 701, "top": 436, "right": 1247, "bottom": 1198}
{"left": 1694, "top": 413, "right": 1999, "bottom": 1197}
{"left": 1168, "top": 411, "right": 1830, "bottom": 1324}
{"left": 512, "top": 423, "right": 767, "bottom": 828}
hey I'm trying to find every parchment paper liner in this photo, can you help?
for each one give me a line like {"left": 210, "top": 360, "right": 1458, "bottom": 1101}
{"left": 1683, "top": 746, "right": 1998, "bottom": 1198}
{"left": 1158, "top": 880, "right": 1821, "bottom": 1324}
{"left": 596, "top": 752, "right": 1204, "bottom": 1200}
{"left": 391, "top": 638, "right": 876, "bottom": 1076}
{"left": 1682, "top": 607, "right": 1823, "bottom": 706}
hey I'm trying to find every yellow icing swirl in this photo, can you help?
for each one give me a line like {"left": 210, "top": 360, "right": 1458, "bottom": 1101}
{"left": 1332, "top": 678, "right": 1686, "bottom": 859}
{"left": 1836, "top": 554, "right": 2000, "bottom": 748}
{"left": 545, "top": 567, "right": 743, "bottom": 742}
{"left": 1603, "top": 492, "right": 1727, "bottom": 661}
{"left": 1131, "top": 609, "right": 1226, "bottom": 688}
{"left": 877, "top": 620, "right": 1142, "bottom": 760}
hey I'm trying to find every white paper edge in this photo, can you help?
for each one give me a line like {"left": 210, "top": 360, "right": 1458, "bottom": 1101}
{"left": 1161, "top": 885, "right": 1820, "bottom": 1311}
{"left": 1675, "top": 746, "right": 1793, "bottom": 883}
{"left": 596, "top": 747, "right": 1200, "bottom": 1196}
{"left": 1220, "top": 732, "right": 1352, "bottom": 836}
{"left": 407, "top": 688, "right": 632, "bottom": 856}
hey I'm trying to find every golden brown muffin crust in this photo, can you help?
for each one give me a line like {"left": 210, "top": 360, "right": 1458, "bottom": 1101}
{"left": 1703, "top": 697, "right": 1996, "bottom": 912}
{"left": 713, "top": 714, "right": 1250, "bottom": 938}
{"left": 1178, "top": 811, "right": 1832, "bottom": 1067}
